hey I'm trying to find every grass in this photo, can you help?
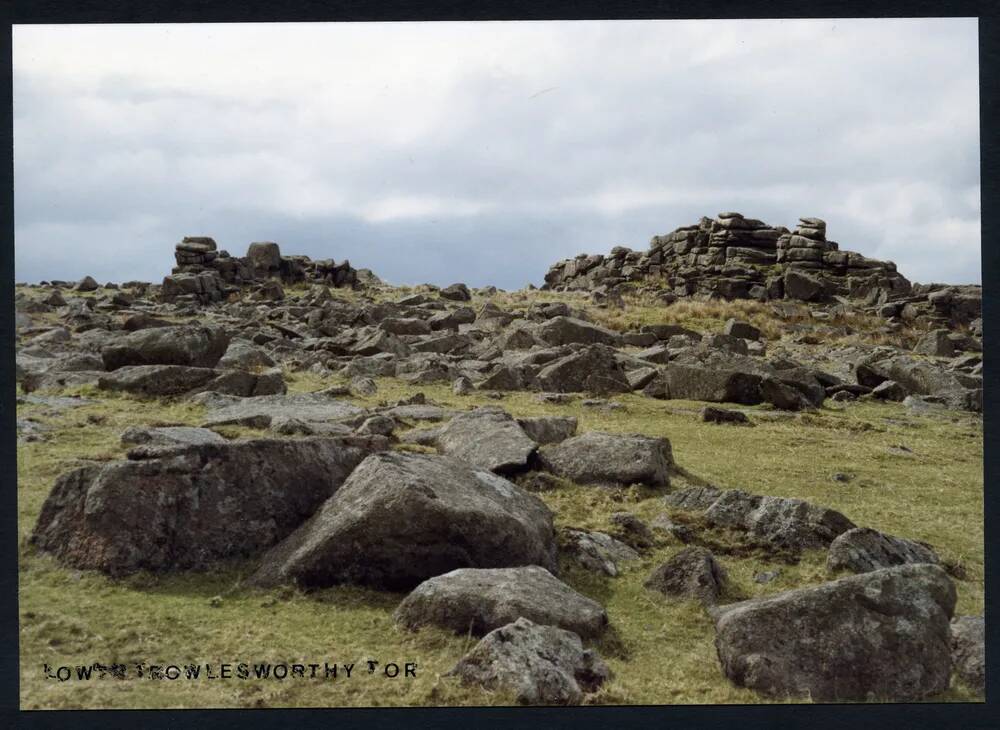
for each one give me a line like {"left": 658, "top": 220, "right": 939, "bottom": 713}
{"left": 17, "top": 365, "right": 983, "bottom": 708}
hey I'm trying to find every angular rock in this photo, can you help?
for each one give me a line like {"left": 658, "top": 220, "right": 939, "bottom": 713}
{"left": 712, "top": 564, "right": 956, "bottom": 701}
{"left": 536, "top": 316, "right": 622, "bottom": 347}
{"left": 394, "top": 566, "right": 608, "bottom": 638}
{"left": 723, "top": 319, "right": 761, "bottom": 341}
{"left": 536, "top": 345, "right": 631, "bottom": 394}
{"left": 649, "top": 364, "right": 763, "bottom": 404}
{"left": 440, "top": 283, "right": 471, "bottom": 301}
{"left": 914, "top": 329, "right": 955, "bottom": 358}
{"left": 539, "top": 431, "right": 671, "bottom": 487}
{"left": 516, "top": 416, "right": 578, "bottom": 444}
{"left": 645, "top": 546, "right": 727, "bottom": 606}
{"left": 436, "top": 409, "right": 537, "bottom": 474}
{"left": 201, "top": 392, "right": 365, "bottom": 429}
{"left": 249, "top": 452, "right": 557, "bottom": 590}
{"left": 448, "top": 617, "right": 611, "bottom": 705}
{"left": 827, "top": 527, "right": 939, "bottom": 574}
{"left": 871, "top": 379, "right": 908, "bottom": 401}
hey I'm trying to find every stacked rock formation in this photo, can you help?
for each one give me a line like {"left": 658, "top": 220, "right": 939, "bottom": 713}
{"left": 543, "top": 213, "right": 912, "bottom": 306}
{"left": 163, "top": 237, "right": 377, "bottom": 304}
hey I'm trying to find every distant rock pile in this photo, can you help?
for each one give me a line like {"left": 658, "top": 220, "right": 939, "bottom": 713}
{"left": 164, "top": 236, "right": 380, "bottom": 304}
{"left": 544, "top": 213, "right": 911, "bottom": 305}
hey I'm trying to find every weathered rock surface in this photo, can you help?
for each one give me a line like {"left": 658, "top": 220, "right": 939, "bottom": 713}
{"left": 535, "top": 344, "right": 631, "bottom": 394}
{"left": 516, "top": 416, "right": 578, "bottom": 444}
{"left": 31, "top": 436, "right": 382, "bottom": 575}
{"left": 101, "top": 325, "right": 230, "bottom": 370}
{"left": 539, "top": 431, "right": 671, "bottom": 487}
{"left": 712, "top": 564, "right": 957, "bottom": 701}
{"left": 435, "top": 409, "right": 537, "bottom": 474}
{"left": 645, "top": 546, "right": 727, "bottom": 606}
{"left": 249, "top": 452, "right": 558, "bottom": 590}
{"left": 561, "top": 528, "right": 640, "bottom": 576}
{"left": 120, "top": 425, "right": 226, "bottom": 448}
{"left": 704, "top": 489, "right": 856, "bottom": 551}
{"left": 448, "top": 617, "right": 611, "bottom": 705}
{"left": 200, "top": 392, "right": 365, "bottom": 429}
{"left": 394, "top": 566, "right": 608, "bottom": 638}
{"left": 950, "top": 615, "right": 985, "bottom": 695}
{"left": 827, "top": 527, "right": 939, "bottom": 574}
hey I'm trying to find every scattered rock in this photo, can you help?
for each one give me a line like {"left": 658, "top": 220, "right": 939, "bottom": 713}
{"left": 394, "top": 566, "right": 608, "bottom": 638}
{"left": 447, "top": 617, "right": 611, "bottom": 705}
{"left": 712, "top": 564, "right": 956, "bottom": 701}
{"left": 645, "top": 546, "right": 727, "bottom": 606}
{"left": 827, "top": 527, "right": 939, "bottom": 574}
{"left": 249, "top": 452, "right": 557, "bottom": 590}
{"left": 435, "top": 409, "right": 537, "bottom": 474}
{"left": 539, "top": 431, "right": 671, "bottom": 487}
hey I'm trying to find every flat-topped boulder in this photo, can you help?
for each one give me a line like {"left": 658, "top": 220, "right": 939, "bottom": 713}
{"left": 200, "top": 392, "right": 366, "bottom": 429}
{"left": 101, "top": 325, "right": 230, "bottom": 370}
{"left": 539, "top": 431, "right": 672, "bottom": 487}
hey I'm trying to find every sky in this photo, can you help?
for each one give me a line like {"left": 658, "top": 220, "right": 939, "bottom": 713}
{"left": 13, "top": 19, "right": 981, "bottom": 289}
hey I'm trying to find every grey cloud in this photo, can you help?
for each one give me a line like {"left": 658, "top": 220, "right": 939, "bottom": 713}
{"left": 14, "top": 20, "right": 981, "bottom": 288}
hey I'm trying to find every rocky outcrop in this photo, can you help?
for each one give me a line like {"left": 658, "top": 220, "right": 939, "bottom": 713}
{"left": 164, "top": 236, "right": 375, "bottom": 304}
{"left": 544, "top": 213, "right": 911, "bottom": 306}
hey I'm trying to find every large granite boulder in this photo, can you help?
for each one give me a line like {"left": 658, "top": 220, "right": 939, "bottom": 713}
{"left": 394, "top": 566, "right": 608, "bottom": 638}
{"left": 30, "top": 436, "right": 383, "bottom": 575}
{"left": 539, "top": 431, "right": 672, "bottom": 488}
{"left": 712, "top": 564, "right": 956, "bottom": 701}
{"left": 447, "top": 617, "right": 611, "bottom": 705}
{"left": 101, "top": 325, "right": 230, "bottom": 370}
{"left": 249, "top": 452, "right": 558, "bottom": 590}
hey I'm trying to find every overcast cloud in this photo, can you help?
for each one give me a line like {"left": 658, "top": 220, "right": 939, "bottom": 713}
{"left": 13, "top": 19, "right": 981, "bottom": 288}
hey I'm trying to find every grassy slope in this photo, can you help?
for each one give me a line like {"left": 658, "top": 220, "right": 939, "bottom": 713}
{"left": 17, "top": 372, "right": 983, "bottom": 708}
{"left": 16, "top": 284, "right": 982, "bottom": 707}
